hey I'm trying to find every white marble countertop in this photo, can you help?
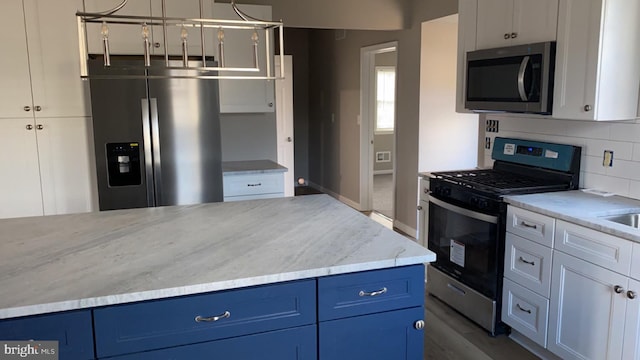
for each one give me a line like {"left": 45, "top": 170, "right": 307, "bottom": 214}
{"left": 505, "top": 190, "right": 640, "bottom": 242}
{"left": 0, "top": 195, "right": 434, "bottom": 319}
{"left": 222, "top": 160, "right": 287, "bottom": 175}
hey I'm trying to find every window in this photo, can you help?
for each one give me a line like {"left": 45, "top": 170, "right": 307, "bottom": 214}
{"left": 375, "top": 66, "right": 396, "bottom": 134}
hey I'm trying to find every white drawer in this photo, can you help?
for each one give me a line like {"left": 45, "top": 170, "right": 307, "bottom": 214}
{"left": 507, "top": 206, "right": 555, "bottom": 247}
{"left": 223, "top": 173, "right": 283, "bottom": 198}
{"left": 504, "top": 233, "right": 553, "bottom": 298}
{"left": 502, "top": 278, "right": 549, "bottom": 348}
{"left": 555, "top": 220, "right": 632, "bottom": 276}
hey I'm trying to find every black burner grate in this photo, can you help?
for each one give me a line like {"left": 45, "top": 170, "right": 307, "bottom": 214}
{"left": 432, "top": 169, "right": 568, "bottom": 195}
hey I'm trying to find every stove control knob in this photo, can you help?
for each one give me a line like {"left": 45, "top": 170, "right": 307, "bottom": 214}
{"left": 470, "top": 197, "right": 479, "bottom": 206}
{"left": 443, "top": 188, "right": 451, "bottom": 196}
{"left": 479, "top": 200, "right": 489, "bottom": 209}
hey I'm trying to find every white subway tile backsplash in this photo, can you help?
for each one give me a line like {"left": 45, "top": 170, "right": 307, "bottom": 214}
{"left": 485, "top": 115, "right": 640, "bottom": 200}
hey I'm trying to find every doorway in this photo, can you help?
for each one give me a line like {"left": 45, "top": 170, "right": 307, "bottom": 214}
{"left": 359, "top": 42, "right": 398, "bottom": 219}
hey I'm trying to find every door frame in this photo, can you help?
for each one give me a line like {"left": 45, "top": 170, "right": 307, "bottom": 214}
{"left": 359, "top": 41, "right": 398, "bottom": 212}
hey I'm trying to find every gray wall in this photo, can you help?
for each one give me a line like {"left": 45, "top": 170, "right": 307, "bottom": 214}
{"left": 220, "top": 113, "right": 277, "bottom": 161}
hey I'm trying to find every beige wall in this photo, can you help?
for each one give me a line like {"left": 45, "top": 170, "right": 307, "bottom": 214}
{"left": 215, "top": 0, "right": 409, "bottom": 30}
{"left": 306, "top": 0, "right": 458, "bottom": 231}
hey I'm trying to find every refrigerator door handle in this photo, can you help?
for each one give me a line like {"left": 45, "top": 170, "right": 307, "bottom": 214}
{"left": 141, "top": 99, "right": 155, "bottom": 207}
{"left": 150, "top": 98, "right": 163, "bottom": 206}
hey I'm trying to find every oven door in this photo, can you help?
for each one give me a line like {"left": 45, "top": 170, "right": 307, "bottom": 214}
{"left": 427, "top": 195, "right": 500, "bottom": 299}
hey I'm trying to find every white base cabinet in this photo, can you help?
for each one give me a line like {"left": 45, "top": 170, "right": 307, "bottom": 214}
{"left": 223, "top": 173, "right": 284, "bottom": 202}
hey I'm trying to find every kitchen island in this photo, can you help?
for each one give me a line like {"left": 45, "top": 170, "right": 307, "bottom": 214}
{"left": 0, "top": 195, "right": 434, "bottom": 359}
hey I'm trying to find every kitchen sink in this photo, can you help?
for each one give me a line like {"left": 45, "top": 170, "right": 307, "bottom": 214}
{"left": 600, "top": 213, "right": 640, "bottom": 229}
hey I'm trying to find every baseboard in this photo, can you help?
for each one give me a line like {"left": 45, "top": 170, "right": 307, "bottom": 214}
{"left": 509, "top": 330, "right": 561, "bottom": 360}
{"left": 373, "top": 170, "right": 393, "bottom": 175}
{"left": 393, "top": 220, "right": 417, "bottom": 240}
{"left": 307, "top": 181, "right": 362, "bottom": 211}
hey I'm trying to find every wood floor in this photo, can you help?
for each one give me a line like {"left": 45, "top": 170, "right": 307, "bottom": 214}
{"left": 424, "top": 293, "right": 539, "bottom": 360}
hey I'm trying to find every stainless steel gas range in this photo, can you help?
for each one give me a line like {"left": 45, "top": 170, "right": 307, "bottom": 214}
{"left": 425, "top": 137, "right": 581, "bottom": 335}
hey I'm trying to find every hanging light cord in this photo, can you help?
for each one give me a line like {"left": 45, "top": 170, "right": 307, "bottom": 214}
{"left": 84, "top": 0, "right": 128, "bottom": 21}
{"left": 231, "top": 0, "right": 264, "bottom": 22}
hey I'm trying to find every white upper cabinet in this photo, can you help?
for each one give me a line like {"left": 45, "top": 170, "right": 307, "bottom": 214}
{"left": 552, "top": 0, "right": 640, "bottom": 121}
{"left": 455, "top": 0, "right": 477, "bottom": 113}
{"left": 0, "top": 1, "right": 33, "bottom": 119}
{"left": 213, "top": 3, "right": 275, "bottom": 113}
{"left": 476, "top": 0, "right": 558, "bottom": 50}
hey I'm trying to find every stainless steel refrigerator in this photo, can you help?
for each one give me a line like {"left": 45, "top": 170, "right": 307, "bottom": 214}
{"left": 88, "top": 57, "right": 223, "bottom": 211}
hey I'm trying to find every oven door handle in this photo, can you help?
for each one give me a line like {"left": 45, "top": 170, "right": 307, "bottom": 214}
{"left": 428, "top": 195, "right": 498, "bottom": 224}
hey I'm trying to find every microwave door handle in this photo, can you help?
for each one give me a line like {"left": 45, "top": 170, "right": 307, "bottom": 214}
{"left": 517, "top": 56, "right": 530, "bottom": 101}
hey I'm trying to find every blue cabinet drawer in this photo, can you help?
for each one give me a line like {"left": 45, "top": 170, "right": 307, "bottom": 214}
{"left": 318, "top": 265, "right": 424, "bottom": 321}
{"left": 319, "top": 306, "right": 424, "bottom": 360}
{"left": 0, "top": 310, "right": 94, "bottom": 360}
{"left": 94, "top": 280, "right": 316, "bottom": 358}
{"left": 108, "top": 325, "right": 317, "bottom": 360}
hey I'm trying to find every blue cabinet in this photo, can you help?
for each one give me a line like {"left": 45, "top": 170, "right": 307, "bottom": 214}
{"left": 94, "top": 280, "right": 315, "bottom": 358}
{"left": 109, "top": 325, "right": 316, "bottom": 360}
{"left": 319, "top": 306, "right": 424, "bottom": 360}
{"left": 0, "top": 310, "right": 94, "bottom": 360}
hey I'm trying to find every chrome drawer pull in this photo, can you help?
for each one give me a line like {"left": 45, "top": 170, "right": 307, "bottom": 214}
{"left": 359, "top": 287, "right": 387, "bottom": 297}
{"left": 195, "top": 311, "right": 231, "bottom": 323}
{"left": 247, "top": 183, "right": 262, "bottom": 187}
{"left": 516, "top": 304, "right": 531, "bottom": 314}
{"left": 518, "top": 256, "right": 535, "bottom": 266}
{"left": 520, "top": 221, "right": 538, "bottom": 229}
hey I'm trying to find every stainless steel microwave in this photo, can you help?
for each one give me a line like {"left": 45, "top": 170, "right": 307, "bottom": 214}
{"left": 465, "top": 41, "right": 556, "bottom": 114}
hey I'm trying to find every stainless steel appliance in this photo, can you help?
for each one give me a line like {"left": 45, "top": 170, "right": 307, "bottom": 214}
{"left": 465, "top": 42, "right": 556, "bottom": 114}
{"left": 88, "top": 57, "right": 223, "bottom": 211}
{"left": 426, "top": 137, "right": 581, "bottom": 335}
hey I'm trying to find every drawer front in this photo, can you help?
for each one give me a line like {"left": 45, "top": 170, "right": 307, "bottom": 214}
{"left": 109, "top": 325, "right": 317, "bottom": 360}
{"left": 0, "top": 310, "right": 94, "bottom": 360}
{"left": 504, "top": 233, "right": 553, "bottom": 297}
{"left": 507, "top": 206, "right": 555, "bottom": 247}
{"left": 318, "top": 265, "right": 424, "bottom": 322}
{"left": 502, "top": 278, "right": 549, "bottom": 348}
{"left": 555, "top": 220, "right": 632, "bottom": 275}
{"left": 223, "top": 173, "right": 283, "bottom": 197}
{"left": 94, "top": 280, "right": 316, "bottom": 358}
{"left": 224, "top": 192, "right": 284, "bottom": 202}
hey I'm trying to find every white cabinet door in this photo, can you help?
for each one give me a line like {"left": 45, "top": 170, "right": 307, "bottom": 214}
{"left": 553, "top": 0, "right": 640, "bottom": 121}
{"left": 511, "top": 0, "right": 558, "bottom": 45}
{"left": 0, "top": 0, "right": 35, "bottom": 119}
{"left": 213, "top": 3, "right": 275, "bottom": 113}
{"left": 0, "top": 119, "right": 44, "bottom": 219}
{"left": 24, "top": 0, "right": 90, "bottom": 118}
{"left": 476, "top": 0, "right": 514, "bottom": 49}
{"left": 548, "top": 251, "right": 627, "bottom": 360}
{"left": 150, "top": 0, "right": 216, "bottom": 56}
{"left": 84, "top": 0, "right": 153, "bottom": 55}
{"left": 624, "top": 279, "right": 640, "bottom": 360}
{"left": 36, "top": 117, "right": 95, "bottom": 216}
{"left": 476, "top": 0, "right": 558, "bottom": 50}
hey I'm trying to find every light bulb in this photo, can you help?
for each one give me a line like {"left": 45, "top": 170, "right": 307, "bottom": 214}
{"left": 141, "top": 23, "right": 150, "bottom": 40}
{"left": 217, "top": 28, "right": 225, "bottom": 42}
{"left": 101, "top": 22, "right": 109, "bottom": 38}
{"left": 251, "top": 30, "right": 259, "bottom": 44}
{"left": 180, "top": 25, "right": 188, "bottom": 41}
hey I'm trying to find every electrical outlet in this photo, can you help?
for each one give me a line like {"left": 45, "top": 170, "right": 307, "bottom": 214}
{"left": 485, "top": 137, "right": 491, "bottom": 149}
{"left": 603, "top": 150, "right": 614, "bottom": 167}
{"left": 485, "top": 119, "right": 500, "bottom": 133}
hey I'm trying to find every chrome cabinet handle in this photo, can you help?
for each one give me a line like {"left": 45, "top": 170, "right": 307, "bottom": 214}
{"left": 26, "top": 124, "right": 33, "bottom": 130}
{"left": 516, "top": 303, "right": 532, "bottom": 314}
{"left": 511, "top": 32, "right": 518, "bottom": 39}
{"left": 629, "top": 291, "right": 637, "bottom": 300}
{"left": 414, "top": 320, "right": 425, "bottom": 330}
{"left": 504, "top": 33, "right": 510, "bottom": 39}
{"left": 195, "top": 311, "right": 231, "bottom": 323}
{"left": 24, "top": 106, "right": 31, "bottom": 112}
{"left": 247, "top": 183, "right": 262, "bottom": 187}
{"left": 287, "top": 136, "right": 292, "bottom": 142}
{"left": 520, "top": 221, "right": 537, "bottom": 229}
{"left": 614, "top": 285, "right": 625, "bottom": 294}
{"left": 34, "top": 106, "right": 42, "bottom": 112}
{"left": 417, "top": 205, "right": 423, "bottom": 211}
{"left": 36, "top": 124, "right": 43, "bottom": 130}
{"left": 359, "top": 287, "right": 387, "bottom": 297}
{"left": 584, "top": 105, "right": 592, "bottom": 112}
{"left": 518, "top": 256, "right": 535, "bottom": 266}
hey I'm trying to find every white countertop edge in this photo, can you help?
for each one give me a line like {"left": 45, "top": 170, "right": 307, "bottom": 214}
{"left": 0, "top": 256, "right": 433, "bottom": 320}
{"left": 222, "top": 168, "right": 288, "bottom": 176}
